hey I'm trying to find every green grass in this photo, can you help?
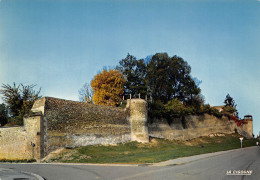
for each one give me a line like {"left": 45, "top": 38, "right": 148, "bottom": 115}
{"left": 49, "top": 133, "right": 258, "bottom": 164}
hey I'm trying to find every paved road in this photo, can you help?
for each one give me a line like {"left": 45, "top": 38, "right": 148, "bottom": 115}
{"left": 0, "top": 168, "right": 44, "bottom": 180}
{"left": 0, "top": 146, "right": 259, "bottom": 180}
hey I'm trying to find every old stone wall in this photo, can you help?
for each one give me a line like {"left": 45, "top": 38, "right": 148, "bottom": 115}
{"left": 128, "top": 99, "right": 149, "bottom": 143}
{"left": 148, "top": 114, "right": 242, "bottom": 140}
{"left": 23, "top": 115, "right": 42, "bottom": 159}
{"left": 0, "top": 96, "right": 253, "bottom": 161}
{"left": 0, "top": 126, "right": 29, "bottom": 160}
{"left": 31, "top": 97, "right": 131, "bottom": 157}
{"left": 247, "top": 120, "right": 253, "bottom": 137}
{"left": 239, "top": 120, "right": 253, "bottom": 138}
{"left": 0, "top": 114, "right": 41, "bottom": 160}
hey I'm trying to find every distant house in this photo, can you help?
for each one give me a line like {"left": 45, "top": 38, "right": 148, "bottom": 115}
{"left": 243, "top": 114, "right": 253, "bottom": 121}
{"left": 213, "top": 106, "right": 224, "bottom": 112}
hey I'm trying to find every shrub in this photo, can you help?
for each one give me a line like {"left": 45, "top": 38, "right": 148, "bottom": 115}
{"left": 210, "top": 107, "right": 223, "bottom": 118}
{"left": 199, "top": 104, "right": 223, "bottom": 118}
{"left": 202, "top": 104, "right": 211, "bottom": 114}
{"left": 184, "top": 106, "right": 195, "bottom": 115}
{"left": 164, "top": 99, "right": 186, "bottom": 118}
{"left": 223, "top": 105, "right": 236, "bottom": 115}
{"left": 0, "top": 103, "right": 8, "bottom": 126}
{"left": 148, "top": 100, "right": 166, "bottom": 119}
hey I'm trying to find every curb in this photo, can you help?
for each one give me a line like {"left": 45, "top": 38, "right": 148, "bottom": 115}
{"left": 22, "top": 171, "right": 45, "bottom": 180}
{"left": 0, "top": 168, "right": 45, "bottom": 180}
{"left": 40, "top": 162, "right": 140, "bottom": 167}
{"left": 0, "top": 162, "right": 140, "bottom": 167}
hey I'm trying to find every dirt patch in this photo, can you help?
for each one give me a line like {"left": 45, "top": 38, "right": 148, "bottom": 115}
{"left": 136, "top": 138, "right": 160, "bottom": 148}
{"left": 182, "top": 138, "right": 209, "bottom": 146}
{"left": 61, "top": 150, "right": 78, "bottom": 161}
{"left": 42, "top": 148, "right": 81, "bottom": 162}
{"left": 149, "top": 138, "right": 159, "bottom": 146}
{"left": 42, "top": 148, "right": 66, "bottom": 162}
{"left": 79, "top": 155, "right": 92, "bottom": 160}
{"left": 124, "top": 151, "right": 131, "bottom": 155}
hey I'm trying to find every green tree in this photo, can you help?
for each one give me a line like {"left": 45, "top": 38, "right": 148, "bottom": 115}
{"left": 0, "top": 103, "right": 8, "bottom": 126}
{"left": 117, "top": 54, "right": 148, "bottom": 98}
{"left": 224, "top": 94, "right": 236, "bottom": 108}
{"left": 118, "top": 53, "right": 202, "bottom": 119}
{"left": 147, "top": 53, "right": 201, "bottom": 104}
{"left": 118, "top": 53, "right": 201, "bottom": 104}
{"left": 223, "top": 94, "right": 237, "bottom": 116}
{"left": 0, "top": 83, "right": 41, "bottom": 125}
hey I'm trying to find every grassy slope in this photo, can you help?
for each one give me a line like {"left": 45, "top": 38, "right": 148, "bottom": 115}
{"left": 48, "top": 133, "right": 258, "bottom": 164}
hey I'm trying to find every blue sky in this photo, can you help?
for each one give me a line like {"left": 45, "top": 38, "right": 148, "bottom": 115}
{"left": 0, "top": 0, "right": 259, "bottom": 135}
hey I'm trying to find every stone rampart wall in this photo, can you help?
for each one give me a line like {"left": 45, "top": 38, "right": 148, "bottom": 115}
{"left": 240, "top": 120, "right": 253, "bottom": 137}
{"left": 149, "top": 114, "right": 239, "bottom": 140}
{"left": 33, "top": 97, "right": 253, "bottom": 156}
{"left": 128, "top": 99, "right": 149, "bottom": 143}
{"left": 0, "top": 97, "right": 253, "bottom": 160}
{"left": 31, "top": 97, "right": 131, "bottom": 156}
{"left": 0, "top": 127, "right": 30, "bottom": 160}
{"left": 0, "top": 115, "right": 41, "bottom": 160}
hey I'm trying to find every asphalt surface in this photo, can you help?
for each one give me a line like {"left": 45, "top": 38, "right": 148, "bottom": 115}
{"left": 0, "top": 146, "right": 259, "bottom": 180}
{"left": 0, "top": 168, "right": 44, "bottom": 180}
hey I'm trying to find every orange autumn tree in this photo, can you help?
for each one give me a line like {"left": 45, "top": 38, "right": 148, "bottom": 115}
{"left": 91, "top": 69, "right": 126, "bottom": 106}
